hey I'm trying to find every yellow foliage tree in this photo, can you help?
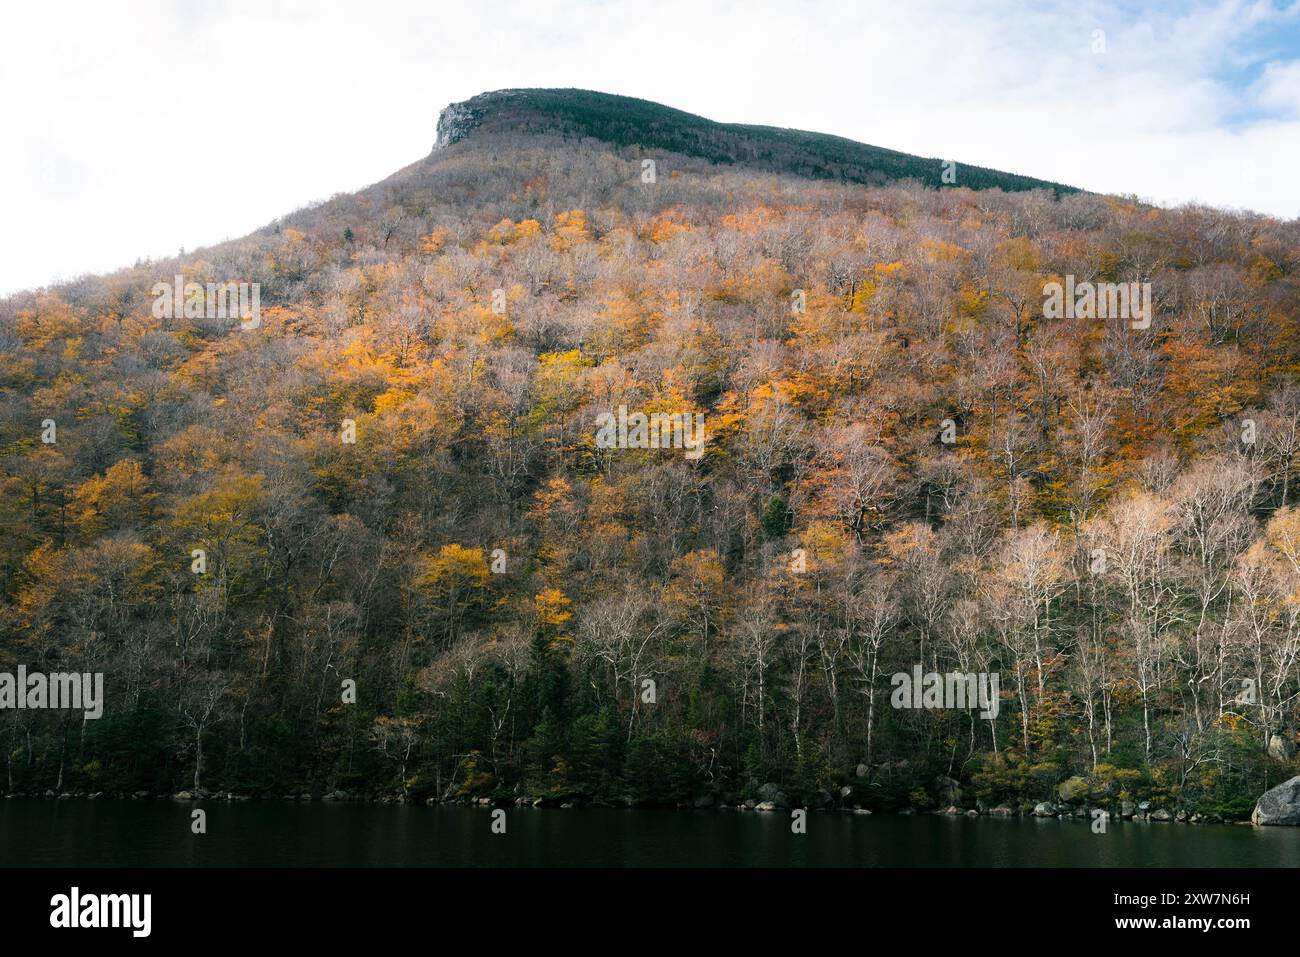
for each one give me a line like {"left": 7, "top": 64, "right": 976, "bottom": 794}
{"left": 72, "top": 458, "right": 152, "bottom": 538}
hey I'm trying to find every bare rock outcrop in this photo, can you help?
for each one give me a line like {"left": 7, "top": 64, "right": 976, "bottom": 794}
{"left": 1252, "top": 776, "right": 1300, "bottom": 826}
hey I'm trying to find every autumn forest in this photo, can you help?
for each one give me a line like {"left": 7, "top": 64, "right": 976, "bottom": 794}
{"left": 3, "top": 93, "right": 1300, "bottom": 821}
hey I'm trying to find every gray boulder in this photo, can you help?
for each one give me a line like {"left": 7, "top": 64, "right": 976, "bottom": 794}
{"left": 1057, "top": 776, "right": 1088, "bottom": 802}
{"left": 1032, "top": 802, "right": 1056, "bottom": 817}
{"left": 1252, "top": 776, "right": 1300, "bottom": 826}
{"left": 1267, "top": 732, "right": 1297, "bottom": 762}
{"left": 757, "top": 783, "right": 789, "bottom": 808}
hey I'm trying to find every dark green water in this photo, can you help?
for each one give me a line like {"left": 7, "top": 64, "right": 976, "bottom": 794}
{"left": 3, "top": 800, "right": 1298, "bottom": 867}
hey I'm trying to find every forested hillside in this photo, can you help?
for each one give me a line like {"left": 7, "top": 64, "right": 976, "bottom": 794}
{"left": 2, "top": 91, "right": 1298, "bottom": 818}
{"left": 435, "top": 89, "right": 1078, "bottom": 194}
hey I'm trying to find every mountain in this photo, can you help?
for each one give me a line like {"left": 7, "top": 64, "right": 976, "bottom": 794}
{"left": 1, "top": 89, "right": 1298, "bottom": 817}
{"left": 432, "top": 88, "right": 1077, "bottom": 195}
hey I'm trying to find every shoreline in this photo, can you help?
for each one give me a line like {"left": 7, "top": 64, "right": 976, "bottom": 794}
{"left": 0, "top": 789, "right": 1268, "bottom": 827}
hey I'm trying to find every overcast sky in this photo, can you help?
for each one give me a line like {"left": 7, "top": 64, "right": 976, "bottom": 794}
{"left": 1, "top": 0, "right": 1298, "bottom": 296}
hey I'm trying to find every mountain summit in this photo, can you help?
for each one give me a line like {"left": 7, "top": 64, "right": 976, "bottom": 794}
{"left": 433, "top": 88, "right": 1076, "bottom": 194}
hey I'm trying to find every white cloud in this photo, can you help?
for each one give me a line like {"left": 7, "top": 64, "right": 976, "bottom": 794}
{"left": 1, "top": 0, "right": 1297, "bottom": 296}
{"left": 1254, "top": 59, "right": 1300, "bottom": 114}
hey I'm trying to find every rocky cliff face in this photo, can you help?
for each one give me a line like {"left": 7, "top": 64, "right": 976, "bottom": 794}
{"left": 433, "top": 90, "right": 533, "bottom": 150}
{"left": 433, "top": 100, "right": 483, "bottom": 150}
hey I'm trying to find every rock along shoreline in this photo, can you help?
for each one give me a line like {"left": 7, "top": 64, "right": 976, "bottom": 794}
{"left": 8, "top": 774, "right": 1300, "bottom": 828}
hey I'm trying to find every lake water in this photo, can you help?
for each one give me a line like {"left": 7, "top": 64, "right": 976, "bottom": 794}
{"left": 3, "top": 800, "right": 1298, "bottom": 867}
